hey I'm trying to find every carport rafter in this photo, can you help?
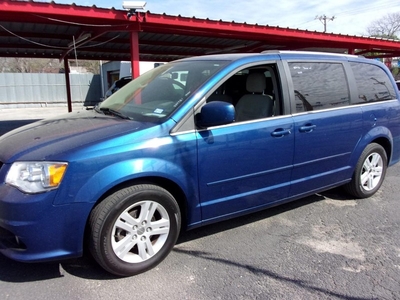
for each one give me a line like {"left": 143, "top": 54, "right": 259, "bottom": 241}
{"left": 2, "top": 1, "right": 400, "bottom": 60}
{"left": 2, "top": 0, "right": 400, "bottom": 112}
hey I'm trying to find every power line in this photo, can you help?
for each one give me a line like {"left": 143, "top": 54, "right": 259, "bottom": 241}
{"left": 274, "top": 0, "right": 398, "bottom": 31}
{"left": 315, "top": 15, "right": 335, "bottom": 32}
{"left": 332, "top": 0, "right": 395, "bottom": 18}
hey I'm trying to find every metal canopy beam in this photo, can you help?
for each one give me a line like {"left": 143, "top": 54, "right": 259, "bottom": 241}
{"left": 1, "top": 0, "right": 400, "bottom": 62}
{"left": 1, "top": 0, "right": 400, "bottom": 113}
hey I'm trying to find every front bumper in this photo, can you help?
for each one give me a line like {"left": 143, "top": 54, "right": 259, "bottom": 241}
{"left": 0, "top": 183, "right": 92, "bottom": 262}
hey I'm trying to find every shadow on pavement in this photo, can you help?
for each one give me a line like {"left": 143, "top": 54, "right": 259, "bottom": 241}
{"left": 0, "top": 252, "right": 116, "bottom": 282}
{"left": 0, "top": 193, "right": 326, "bottom": 281}
{"left": 176, "top": 193, "right": 325, "bottom": 245}
{"left": 0, "top": 255, "right": 63, "bottom": 282}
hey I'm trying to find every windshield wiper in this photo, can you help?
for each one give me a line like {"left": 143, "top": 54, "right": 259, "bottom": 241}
{"left": 96, "top": 107, "right": 132, "bottom": 120}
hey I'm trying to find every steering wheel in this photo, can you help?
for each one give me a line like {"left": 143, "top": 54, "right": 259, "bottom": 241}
{"left": 171, "top": 79, "right": 185, "bottom": 89}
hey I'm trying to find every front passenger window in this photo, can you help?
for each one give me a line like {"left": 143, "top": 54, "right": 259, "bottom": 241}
{"left": 206, "top": 65, "right": 280, "bottom": 122}
{"left": 235, "top": 72, "right": 274, "bottom": 121}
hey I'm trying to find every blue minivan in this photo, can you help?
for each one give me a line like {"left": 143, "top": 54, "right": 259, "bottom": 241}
{"left": 1, "top": 51, "right": 400, "bottom": 276}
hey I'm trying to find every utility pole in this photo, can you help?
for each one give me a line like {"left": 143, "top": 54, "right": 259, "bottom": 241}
{"left": 315, "top": 15, "right": 335, "bottom": 33}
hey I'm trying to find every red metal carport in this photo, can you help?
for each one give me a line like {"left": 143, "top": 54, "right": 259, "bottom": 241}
{"left": 1, "top": 0, "right": 400, "bottom": 111}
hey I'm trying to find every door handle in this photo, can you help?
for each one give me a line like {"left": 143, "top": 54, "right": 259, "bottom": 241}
{"left": 271, "top": 128, "right": 291, "bottom": 137}
{"left": 299, "top": 124, "right": 316, "bottom": 133}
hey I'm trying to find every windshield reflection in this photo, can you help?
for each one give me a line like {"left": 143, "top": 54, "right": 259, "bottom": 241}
{"left": 98, "top": 60, "right": 228, "bottom": 122}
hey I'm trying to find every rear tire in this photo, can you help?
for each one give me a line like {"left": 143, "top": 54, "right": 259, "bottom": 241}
{"left": 344, "top": 143, "right": 387, "bottom": 198}
{"left": 88, "top": 184, "right": 181, "bottom": 276}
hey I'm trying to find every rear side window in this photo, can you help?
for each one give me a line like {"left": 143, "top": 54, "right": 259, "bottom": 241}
{"left": 350, "top": 62, "right": 396, "bottom": 103}
{"left": 289, "top": 62, "right": 350, "bottom": 113}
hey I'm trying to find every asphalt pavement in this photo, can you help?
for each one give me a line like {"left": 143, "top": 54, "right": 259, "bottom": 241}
{"left": 0, "top": 168, "right": 399, "bottom": 299}
{"left": 0, "top": 106, "right": 400, "bottom": 299}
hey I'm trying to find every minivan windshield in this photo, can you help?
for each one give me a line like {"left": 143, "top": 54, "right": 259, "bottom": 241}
{"left": 97, "top": 60, "right": 228, "bottom": 122}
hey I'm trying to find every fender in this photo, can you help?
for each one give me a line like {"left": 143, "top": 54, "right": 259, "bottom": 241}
{"left": 349, "top": 125, "right": 394, "bottom": 167}
{"left": 55, "top": 157, "right": 199, "bottom": 205}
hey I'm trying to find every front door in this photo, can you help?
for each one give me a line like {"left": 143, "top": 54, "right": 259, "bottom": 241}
{"left": 197, "top": 117, "right": 294, "bottom": 222}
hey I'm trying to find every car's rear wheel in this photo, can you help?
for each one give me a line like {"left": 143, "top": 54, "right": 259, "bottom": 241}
{"left": 88, "top": 184, "right": 181, "bottom": 276}
{"left": 344, "top": 143, "right": 387, "bottom": 198}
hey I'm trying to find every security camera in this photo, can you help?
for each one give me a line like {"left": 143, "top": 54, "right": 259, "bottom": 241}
{"left": 122, "top": 1, "right": 147, "bottom": 10}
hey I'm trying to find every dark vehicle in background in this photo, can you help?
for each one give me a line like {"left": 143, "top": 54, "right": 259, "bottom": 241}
{"left": 1, "top": 51, "right": 400, "bottom": 277}
{"left": 103, "top": 76, "right": 132, "bottom": 99}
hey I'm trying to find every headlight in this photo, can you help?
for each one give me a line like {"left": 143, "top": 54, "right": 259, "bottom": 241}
{"left": 6, "top": 161, "right": 68, "bottom": 194}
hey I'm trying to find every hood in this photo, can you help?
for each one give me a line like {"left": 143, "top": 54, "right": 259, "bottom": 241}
{"left": 0, "top": 110, "right": 155, "bottom": 163}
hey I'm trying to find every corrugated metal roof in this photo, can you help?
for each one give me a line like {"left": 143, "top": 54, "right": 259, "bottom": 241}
{"left": 1, "top": 0, "right": 400, "bottom": 62}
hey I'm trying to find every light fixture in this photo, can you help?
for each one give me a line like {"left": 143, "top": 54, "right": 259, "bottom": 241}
{"left": 122, "top": 1, "right": 147, "bottom": 19}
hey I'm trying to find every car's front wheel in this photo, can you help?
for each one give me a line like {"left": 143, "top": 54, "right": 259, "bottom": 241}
{"left": 344, "top": 143, "right": 387, "bottom": 198}
{"left": 88, "top": 184, "right": 181, "bottom": 276}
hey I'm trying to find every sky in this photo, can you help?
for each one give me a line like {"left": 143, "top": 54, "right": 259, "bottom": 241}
{"left": 44, "top": 0, "right": 400, "bottom": 36}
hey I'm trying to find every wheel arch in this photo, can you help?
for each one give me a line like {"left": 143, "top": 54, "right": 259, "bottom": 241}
{"left": 371, "top": 136, "right": 392, "bottom": 166}
{"left": 91, "top": 176, "right": 189, "bottom": 230}
{"left": 356, "top": 125, "right": 393, "bottom": 167}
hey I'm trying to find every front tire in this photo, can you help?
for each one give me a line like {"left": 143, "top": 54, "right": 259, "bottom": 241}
{"left": 344, "top": 143, "right": 387, "bottom": 198}
{"left": 88, "top": 184, "right": 181, "bottom": 276}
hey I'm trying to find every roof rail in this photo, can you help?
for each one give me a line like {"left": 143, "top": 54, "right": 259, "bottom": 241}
{"left": 261, "top": 50, "right": 360, "bottom": 58}
{"left": 260, "top": 50, "right": 282, "bottom": 54}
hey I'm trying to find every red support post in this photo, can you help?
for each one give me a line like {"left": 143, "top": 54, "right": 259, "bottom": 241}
{"left": 130, "top": 31, "right": 140, "bottom": 78}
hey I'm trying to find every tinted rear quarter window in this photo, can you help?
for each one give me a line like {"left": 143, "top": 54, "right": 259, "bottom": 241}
{"left": 289, "top": 62, "right": 350, "bottom": 113}
{"left": 350, "top": 62, "right": 396, "bottom": 103}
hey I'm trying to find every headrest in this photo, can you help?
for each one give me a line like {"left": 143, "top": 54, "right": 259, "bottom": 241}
{"left": 246, "top": 73, "right": 266, "bottom": 93}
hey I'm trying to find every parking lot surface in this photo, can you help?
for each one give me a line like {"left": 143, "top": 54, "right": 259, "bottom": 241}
{"left": 0, "top": 108, "right": 399, "bottom": 299}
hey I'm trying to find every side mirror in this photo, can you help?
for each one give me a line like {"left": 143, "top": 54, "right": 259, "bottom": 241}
{"left": 195, "top": 101, "right": 235, "bottom": 128}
